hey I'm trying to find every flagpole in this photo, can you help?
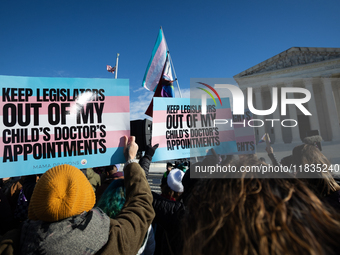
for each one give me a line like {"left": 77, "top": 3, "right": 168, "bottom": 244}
{"left": 168, "top": 52, "right": 182, "bottom": 98}
{"left": 115, "top": 53, "right": 119, "bottom": 79}
{"left": 162, "top": 27, "right": 182, "bottom": 98}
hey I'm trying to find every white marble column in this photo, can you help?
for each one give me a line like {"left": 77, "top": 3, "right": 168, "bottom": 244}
{"left": 285, "top": 82, "right": 301, "bottom": 143}
{"left": 242, "top": 89, "right": 247, "bottom": 109}
{"left": 270, "top": 86, "right": 283, "bottom": 144}
{"left": 332, "top": 85, "right": 340, "bottom": 123}
{"left": 254, "top": 87, "right": 266, "bottom": 142}
{"left": 322, "top": 78, "right": 340, "bottom": 141}
{"left": 303, "top": 79, "right": 321, "bottom": 132}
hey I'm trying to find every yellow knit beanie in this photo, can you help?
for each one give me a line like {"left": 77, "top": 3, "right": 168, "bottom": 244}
{"left": 28, "top": 164, "right": 95, "bottom": 222}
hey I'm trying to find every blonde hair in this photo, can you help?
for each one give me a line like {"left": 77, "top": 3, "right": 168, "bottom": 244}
{"left": 293, "top": 144, "right": 340, "bottom": 196}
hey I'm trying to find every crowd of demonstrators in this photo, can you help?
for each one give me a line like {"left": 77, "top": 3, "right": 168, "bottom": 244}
{"left": 175, "top": 136, "right": 340, "bottom": 254}
{"left": 151, "top": 135, "right": 340, "bottom": 255}
{"left": 3, "top": 134, "right": 340, "bottom": 255}
{"left": 0, "top": 136, "right": 155, "bottom": 255}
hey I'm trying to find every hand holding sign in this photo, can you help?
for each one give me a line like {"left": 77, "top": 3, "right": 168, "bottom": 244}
{"left": 124, "top": 136, "right": 138, "bottom": 161}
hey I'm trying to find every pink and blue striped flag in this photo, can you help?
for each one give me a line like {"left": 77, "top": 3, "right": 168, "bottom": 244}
{"left": 160, "top": 56, "right": 175, "bottom": 97}
{"left": 142, "top": 28, "right": 167, "bottom": 92}
{"left": 259, "top": 133, "right": 271, "bottom": 144}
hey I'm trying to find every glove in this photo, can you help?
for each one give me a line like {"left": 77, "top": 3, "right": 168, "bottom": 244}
{"left": 144, "top": 144, "right": 159, "bottom": 159}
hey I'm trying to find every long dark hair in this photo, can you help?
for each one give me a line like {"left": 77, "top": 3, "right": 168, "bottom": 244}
{"left": 182, "top": 167, "right": 340, "bottom": 255}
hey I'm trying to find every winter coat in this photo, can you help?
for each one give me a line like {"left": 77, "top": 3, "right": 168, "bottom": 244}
{"left": 139, "top": 155, "right": 152, "bottom": 178}
{"left": 152, "top": 192, "right": 185, "bottom": 255}
{"left": 20, "top": 208, "right": 110, "bottom": 255}
{"left": 0, "top": 188, "right": 14, "bottom": 235}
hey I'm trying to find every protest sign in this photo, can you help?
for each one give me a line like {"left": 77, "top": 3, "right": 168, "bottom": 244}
{"left": 152, "top": 97, "right": 238, "bottom": 162}
{"left": 232, "top": 109, "right": 256, "bottom": 154}
{"left": 0, "top": 75, "right": 130, "bottom": 178}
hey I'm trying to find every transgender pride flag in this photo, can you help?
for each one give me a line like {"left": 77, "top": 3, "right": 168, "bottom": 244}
{"left": 0, "top": 75, "right": 130, "bottom": 178}
{"left": 151, "top": 97, "right": 238, "bottom": 162}
{"left": 142, "top": 27, "right": 167, "bottom": 92}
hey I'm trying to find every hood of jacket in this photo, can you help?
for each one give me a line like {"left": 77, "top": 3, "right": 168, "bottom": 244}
{"left": 20, "top": 207, "right": 110, "bottom": 255}
{"left": 86, "top": 168, "right": 96, "bottom": 179}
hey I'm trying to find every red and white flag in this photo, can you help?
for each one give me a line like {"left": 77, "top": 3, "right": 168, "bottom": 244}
{"left": 107, "top": 65, "right": 116, "bottom": 74}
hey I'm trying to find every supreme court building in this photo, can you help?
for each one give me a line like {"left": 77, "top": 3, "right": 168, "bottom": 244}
{"left": 233, "top": 47, "right": 340, "bottom": 144}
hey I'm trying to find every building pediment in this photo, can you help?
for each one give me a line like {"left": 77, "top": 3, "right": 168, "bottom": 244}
{"left": 234, "top": 47, "right": 340, "bottom": 78}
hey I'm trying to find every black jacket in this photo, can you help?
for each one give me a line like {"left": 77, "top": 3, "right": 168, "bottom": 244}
{"left": 152, "top": 192, "right": 185, "bottom": 255}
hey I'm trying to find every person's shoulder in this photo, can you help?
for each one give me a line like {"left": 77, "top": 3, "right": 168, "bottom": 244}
{"left": 163, "top": 170, "right": 170, "bottom": 178}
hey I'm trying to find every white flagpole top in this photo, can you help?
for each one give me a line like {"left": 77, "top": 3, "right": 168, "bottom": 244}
{"left": 115, "top": 53, "right": 119, "bottom": 79}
